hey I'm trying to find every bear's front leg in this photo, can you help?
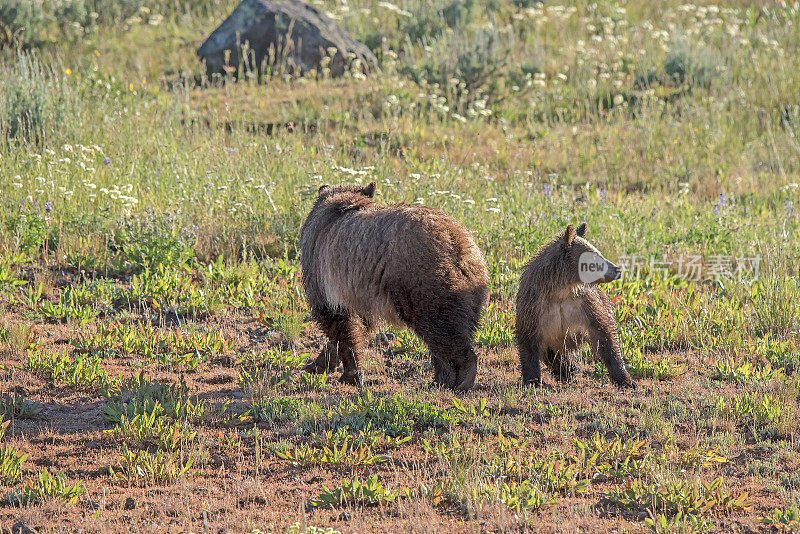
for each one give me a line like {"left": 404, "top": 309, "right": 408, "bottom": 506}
{"left": 585, "top": 296, "right": 635, "bottom": 389}
{"left": 516, "top": 329, "right": 544, "bottom": 386}
{"left": 307, "top": 306, "right": 364, "bottom": 386}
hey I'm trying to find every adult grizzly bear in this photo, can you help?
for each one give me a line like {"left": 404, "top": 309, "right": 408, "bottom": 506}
{"left": 515, "top": 222, "right": 635, "bottom": 388}
{"left": 299, "top": 182, "right": 489, "bottom": 390}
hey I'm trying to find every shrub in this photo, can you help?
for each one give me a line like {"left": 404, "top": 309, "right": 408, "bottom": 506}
{"left": 0, "top": 0, "right": 143, "bottom": 49}
{"left": 400, "top": 21, "right": 531, "bottom": 115}
{"left": 0, "top": 51, "right": 73, "bottom": 144}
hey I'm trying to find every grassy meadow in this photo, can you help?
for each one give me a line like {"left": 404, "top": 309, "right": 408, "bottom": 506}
{"left": 1, "top": 0, "right": 800, "bottom": 531}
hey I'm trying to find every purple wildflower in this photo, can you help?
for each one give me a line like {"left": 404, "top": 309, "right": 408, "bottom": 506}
{"left": 104, "top": 156, "right": 111, "bottom": 165}
{"left": 544, "top": 184, "right": 552, "bottom": 197}
{"left": 713, "top": 192, "right": 727, "bottom": 216}
{"left": 600, "top": 187, "right": 607, "bottom": 203}
{"left": 786, "top": 199, "right": 794, "bottom": 219}
{"left": 44, "top": 200, "right": 53, "bottom": 213}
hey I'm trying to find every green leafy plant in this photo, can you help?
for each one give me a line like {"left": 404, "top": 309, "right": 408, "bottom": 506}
{"left": 712, "top": 359, "right": 783, "bottom": 383}
{"left": 451, "top": 397, "right": 490, "bottom": 417}
{"left": 320, "top": 391, "right": 454, "bottom": 437}
{"left": 0, "top": 420, "right": 28, "bottom": 484}
{"left": 80, "top": 321, "right": 230, "bottom": 371}
{"left": 310, "top": 475, "right": 399, "bottom": 508}
{"left": 476, "top": 301, "right": 515, "bottom": 347}
{"left": 114, "top": 222, "right": 195, "bottom": 272}
{"left": 0, "top": 256, "right": 27, "bottom": 289}
{"left": 761, "top": 503, "right": 800, "bottom": 532}
{"left": 714, "top": 392, "right": 794, "bottom": 440}
{"left": 245, "top": 396, "right": 306, "bottom": 423}
{"left": 13, "top": 469, "right": 85, "bottom": 506}
{"left": 39, "top": 284, "right": 99, "bottom": 324}
{"left": 644, "top": 510, "right": 712, "bottom": 534}
{"left": 609, "top": 476, "right": 751, "bottom": 518}
{"left": 573, "top": 432, "right": 649, "bottom": 480}
{"left": 405, "top": 479, "right": 448, "bottom": 507}
{"left": 104, "top": 373, "right": 205, "bottom": 424}
{"left": 108, "top": 401, "right": 197, "bottom": 451}
{"left": 489, "top": 479, "right": 555, "bottom": 514}
{"left": 110, "top": 444, "right": 195, "bottom": 485}
{"left": 0, "top": 322, "right": 36, "bottom": 353}
{"left": 276, "top": 431, "right": 389, "bottom": 467}
{"left": 668, "top": 444, "right": 728, "bottom": 472}
{"left": 26, "top": 349, "right": 118, "bottom": 393}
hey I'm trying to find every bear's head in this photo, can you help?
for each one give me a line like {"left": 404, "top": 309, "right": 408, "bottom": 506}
{"left": 561, "top": 222, "right": 621, "bottom": 285}
{"left": 317, "top": 182, "right": 376, "bottom": 201}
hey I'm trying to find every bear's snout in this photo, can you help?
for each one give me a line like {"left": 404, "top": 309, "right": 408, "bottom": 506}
{"left": 602, "top": 262, "right": 622, "bottom": 283}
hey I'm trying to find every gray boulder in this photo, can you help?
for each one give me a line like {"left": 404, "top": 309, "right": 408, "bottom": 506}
{"left": 197, "top": 0, "right": 377, "bottom": 78}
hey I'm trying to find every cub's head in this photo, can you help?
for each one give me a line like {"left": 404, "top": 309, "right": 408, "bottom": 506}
{"left": 316, "top": 182, "right": 376, "bottom": 202}
{"left": 559, "top": 222, "right": 621, "bottom": 285}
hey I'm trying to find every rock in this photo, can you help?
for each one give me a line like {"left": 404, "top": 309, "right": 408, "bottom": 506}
{"left": 197, "top": 0, "right": 377, "bottom": 78}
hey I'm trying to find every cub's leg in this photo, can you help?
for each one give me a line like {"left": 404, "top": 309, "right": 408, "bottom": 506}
{"left": 584, "top": 294, "right": 635, "bottom": 389}
{"left": 544, "top": 349, "right": 580, "bottom": 382}
{"left": 516, "top": 328, "right": 543, "bottom": 386}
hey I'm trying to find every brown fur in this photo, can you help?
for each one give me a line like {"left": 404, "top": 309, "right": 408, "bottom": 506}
{"left": 515, "top": 223, "right": 635, "bottom": 388}
{"left": 299, "top": 182, "right": 489, "bottom": 390}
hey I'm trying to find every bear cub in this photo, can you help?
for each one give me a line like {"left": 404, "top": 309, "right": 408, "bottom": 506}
{"left": 515, "top": 222, "right": 635, "bottom": 388}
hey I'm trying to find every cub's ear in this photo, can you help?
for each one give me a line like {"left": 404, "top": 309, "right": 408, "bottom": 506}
{"left": 318, "top": 184, "right": 332, "bottom": 196}
{"left": 576, "top": 222, "right": 588, "bottom": 238}
{"left": 562, "top": 224, "right": 577, "bottom": 246}
{"left": 360, "top": 181, "right": 376, "bottom": 198}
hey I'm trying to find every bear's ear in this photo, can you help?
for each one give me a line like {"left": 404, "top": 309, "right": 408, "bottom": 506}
{"left": 562, "top": 224, "right": 577, "bottom": 246}
{"left": 318, "top": 184, "right": 332, "bottom": 196}
{"left": 360, "top": 181, "right": 376, "bottom": 198}
{"left": 576, "top": 222, "right": 588, "bottom": 238}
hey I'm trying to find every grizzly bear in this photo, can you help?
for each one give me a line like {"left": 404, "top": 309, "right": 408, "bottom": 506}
{"left": 515, "top": 222, "right": 635, "bottom": 388}
{"left": 299, "top": 182, "right": 489, "bottom": 390}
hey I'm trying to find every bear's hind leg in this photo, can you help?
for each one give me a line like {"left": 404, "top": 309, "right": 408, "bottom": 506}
{"left": 431, "top": 353, "right": 457, "bottom": 388}
{"left": 426, "top": 338, "right": 476, "bottom": 390}
{"left": 390, "top": 289, "right": 481, "bottom": 391}
{"left": 455, "top": 345, "right": 478, "bottom": 391}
